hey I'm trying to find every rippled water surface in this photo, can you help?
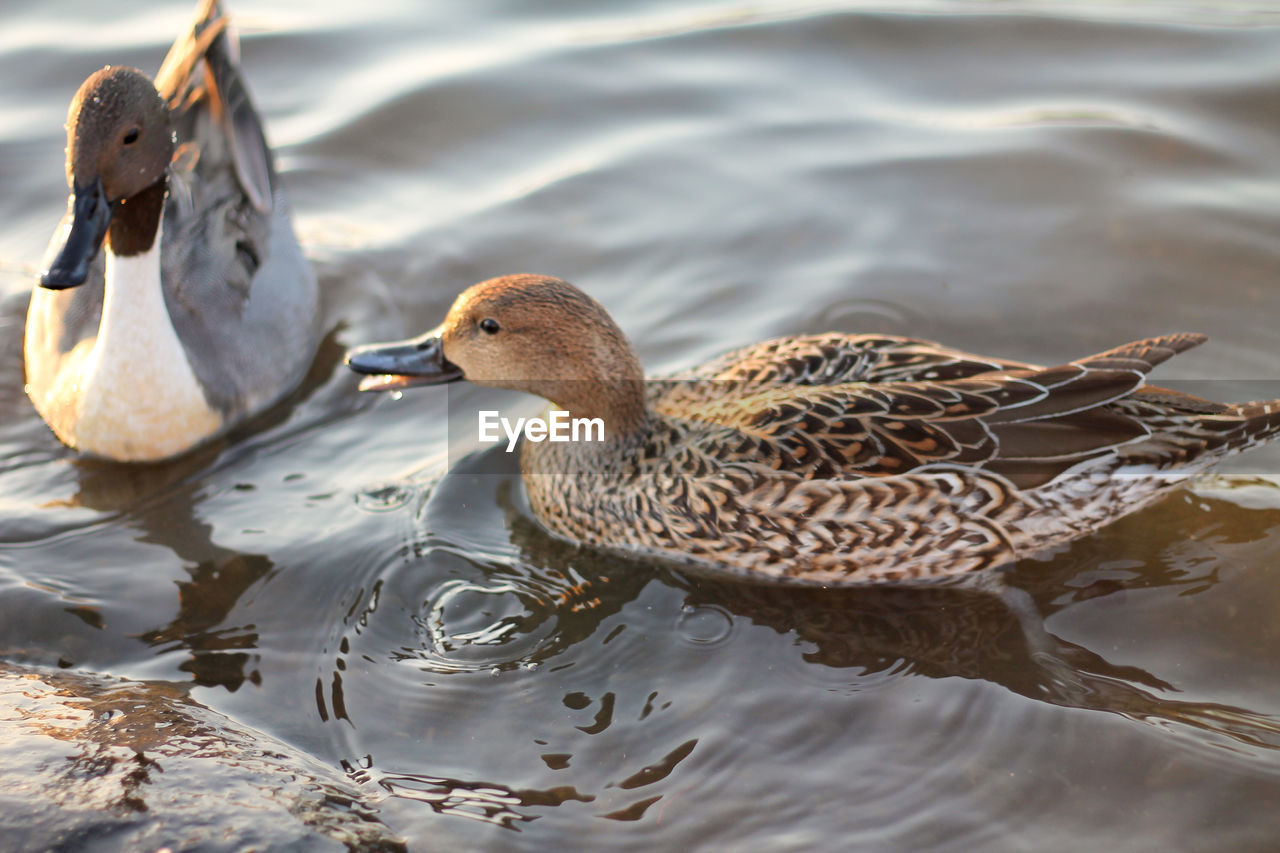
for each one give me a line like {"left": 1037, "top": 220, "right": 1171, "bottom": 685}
{"left": 3, "top": 1, "right": 1280, "bottom": 849}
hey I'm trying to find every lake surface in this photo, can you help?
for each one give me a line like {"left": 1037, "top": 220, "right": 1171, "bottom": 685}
{"left": 3, "top": 0, "right": 1280, "bottom": 849}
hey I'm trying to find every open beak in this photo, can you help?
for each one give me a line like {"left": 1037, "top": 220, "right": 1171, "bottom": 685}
{"left": 40, "top": 177, "right": 111, "bottom": 290}
{"left": 345, "top": 326, "right": 465, "bottom": 392}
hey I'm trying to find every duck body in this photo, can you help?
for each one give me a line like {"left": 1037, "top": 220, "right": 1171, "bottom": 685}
{"left": 524, "top": 333, "right": 1273, "bottom": 583}
{"left": 24, "top": 0, "right": 319, "bottom": 462}
{"left": 347, "top": 275, "right": 1280, "bottom": 584}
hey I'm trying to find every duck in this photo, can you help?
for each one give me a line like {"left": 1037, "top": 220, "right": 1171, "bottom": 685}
{"left": 346, "top": 274, "right": 1280, "bottom": 584}
{"left": 23, "top": 0, "right": 319, "bottom": 462}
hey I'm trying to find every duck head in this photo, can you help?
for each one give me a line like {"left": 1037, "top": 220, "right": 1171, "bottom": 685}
{"left": 41, "top": 65, "right": 174, "bottom": 289}
{"left": 347, "top": 274, "right": 649, "bottom": 436}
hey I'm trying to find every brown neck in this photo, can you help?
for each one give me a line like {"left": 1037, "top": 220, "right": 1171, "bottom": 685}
{"left": 551, "top": 378, "right": 649, "bottom": 439}
{"left": 106, "top": 178, "right": 167, "bottom": 257}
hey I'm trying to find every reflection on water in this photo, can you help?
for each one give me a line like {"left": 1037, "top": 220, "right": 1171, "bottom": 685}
{"left": 314, "top": 450, "right": 1280, "bottom": 842}
{"left": 3, "top": 0, "right": 1280, "bottom": 848}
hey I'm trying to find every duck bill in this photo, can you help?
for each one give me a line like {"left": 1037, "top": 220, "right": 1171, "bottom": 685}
{"left": 345, "top": 326, "right": 464, "bottom": 392}
{"left": 40, "top": 178, "right": 111, "bottom": 290}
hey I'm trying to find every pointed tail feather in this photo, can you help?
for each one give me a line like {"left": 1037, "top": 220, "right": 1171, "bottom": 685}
{"left": 155, "top": 0, "right": 227, "bottom": 104}
{"left": 1083, "top": 333, "right": 1207, "bottom": 371}
{"left": 982, "top": 335, "right": 1210, "bottom": 425}
{"left": 1226, "top": 400, "right": 1280, "bottom": 446}
{"left": 1162, "top": 399, "right": 1280, "bottom": 462}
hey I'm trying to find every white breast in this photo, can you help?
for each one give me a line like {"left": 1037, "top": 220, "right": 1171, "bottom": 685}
{"left": 62, "top": 222, "right": 223, "bottom": 461}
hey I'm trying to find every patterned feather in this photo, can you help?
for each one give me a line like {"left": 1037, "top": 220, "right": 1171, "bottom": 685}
{"left": 527, "top": 331, "right": 1280, "bottom": 583}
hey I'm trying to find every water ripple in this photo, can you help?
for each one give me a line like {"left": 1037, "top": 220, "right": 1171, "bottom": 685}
{"left": 673, "top": 604, "right": 733, "bottom": 647}
{"left": 413, "top": 577, "right": 557, "bottom": 674}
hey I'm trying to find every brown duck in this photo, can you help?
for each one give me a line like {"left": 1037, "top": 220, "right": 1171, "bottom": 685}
{"left": 346, "top": 274, "right": 1280, "bottom": 584}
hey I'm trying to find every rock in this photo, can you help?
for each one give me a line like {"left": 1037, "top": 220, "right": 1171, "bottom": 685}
{"left": 0, "top": 662, "right": 405, "bottom": 852}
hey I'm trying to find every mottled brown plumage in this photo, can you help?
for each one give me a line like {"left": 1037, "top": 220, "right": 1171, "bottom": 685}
{"left": 347, "top": 275, "right": 1280, "bottom": 584}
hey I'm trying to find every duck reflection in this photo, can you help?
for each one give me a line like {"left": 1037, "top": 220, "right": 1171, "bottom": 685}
{"left": 334, "top": 455, "right": 1280, "bottom": 830}
{"left": 42, "top": 328, "right": 353, "bottom": 690}
{"left": 680, "top": 576, "right": 1280, "bottom": 751}
{"left": 497, "top": 475, "right": 1280, "bottom": 755}
{"left": 66, "top": 458, "right": 273, "bottom": 691}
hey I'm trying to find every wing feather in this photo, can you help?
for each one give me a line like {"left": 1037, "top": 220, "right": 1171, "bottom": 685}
{"left": 663, "top": 334, "right": 1206, "bottom": 486}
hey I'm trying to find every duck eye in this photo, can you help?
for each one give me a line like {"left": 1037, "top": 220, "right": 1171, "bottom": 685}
{"left": 479, "top": 318, "right": 500, "bottom": 335}
{"left": 122, "top": 127, "right": 140, "bottom": 146}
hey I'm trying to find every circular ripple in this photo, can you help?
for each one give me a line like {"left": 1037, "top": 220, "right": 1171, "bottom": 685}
{"left": 413, "top": 578, "right": 558, "bottom": 674}
{"left": 809, "top": 297, "right": 918, "bottom": 336}
{"left": 675, "top": 604, "right": 733, "bottom": 647}
{"left": 354, "top": 483, "right": 416, "bottom": 513}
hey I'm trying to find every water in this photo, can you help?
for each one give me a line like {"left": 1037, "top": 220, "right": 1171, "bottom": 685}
{"left": 3, "top": 0, "right": 1280, "bottom": 849}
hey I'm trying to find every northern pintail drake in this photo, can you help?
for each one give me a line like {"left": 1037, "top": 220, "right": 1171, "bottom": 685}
{"left": 24, "top": 0, "right": 319, "bottom": 462}
{"left": 346, "top": 275, "right": 1280, "bottom": 584}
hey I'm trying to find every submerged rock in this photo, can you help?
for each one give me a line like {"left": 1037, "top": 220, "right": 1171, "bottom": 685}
{"left": 0, "top": 661, "right": 405, "bottom": 852}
